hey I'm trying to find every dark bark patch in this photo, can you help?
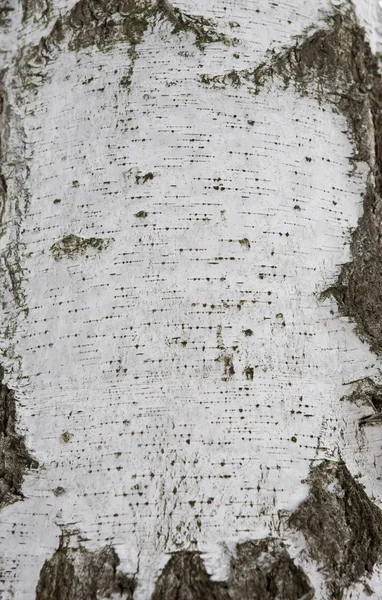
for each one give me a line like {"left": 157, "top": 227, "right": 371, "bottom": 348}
{"left": 35, "top": 536, "right": 135, "bottom": 600}
{"left": 289, "top": 460, "right": 382, "bottom": 598}
{"left": 67, "top": 0, "right": 158, "bottom": 51}
{"left": 226, "top": 540, "right": 314, "bottom": 600}
{"left": 0, "top": 366, "right": 38, "bottom": 509}
{"left": 50, "top": 234, "right": 111, "bottom": 260}
{"left": 152, "top": 540, "right": 313, "bottom": 600}
{"left": 152, "top": 552, "right": 230, "bottom": 600}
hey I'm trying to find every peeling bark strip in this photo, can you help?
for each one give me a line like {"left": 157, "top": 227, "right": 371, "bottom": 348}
{"left": 0, "top": 367, "right": 38, "bottom": 509}
{"left": 290, "top": 460, "right": 382, "bottom": 599}
{"left": 35, "top": 536, "right": 136, "bottom": 599}
{"left": 201, "top": 3, "right": 382, "bottom": 354}
{"left": 152, "top": 541, "right": 313, "bottom": 600}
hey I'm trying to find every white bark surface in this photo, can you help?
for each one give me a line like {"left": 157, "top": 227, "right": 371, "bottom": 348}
{"left": 1, "top": 0, "right": 382, "bottom": 598}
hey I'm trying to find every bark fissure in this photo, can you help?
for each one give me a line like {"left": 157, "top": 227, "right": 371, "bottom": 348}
{"left": 0, "top": 366, "right": 38, "bottom": 509}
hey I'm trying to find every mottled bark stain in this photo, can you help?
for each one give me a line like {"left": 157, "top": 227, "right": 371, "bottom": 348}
{"left": 152, "top": 540, "right": 313, "bottom": 600}
{"left": 201, "top": 3, "right": 382, "bottom": 355}
{"left": 50, "top": 234, "right": 112, "bottom": 260}
{"left": 0, "top": 366, "right": 38, "bottom": 509}
{"left": 290, "top": 460, "right": 382, "bottom": 599}
{"left": 35, "top": 536, "right": 136, "bottom": 600}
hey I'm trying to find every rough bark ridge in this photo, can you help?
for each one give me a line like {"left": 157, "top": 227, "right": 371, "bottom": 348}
{"left": 290, "top": 460, "right": 382, "bottom": 599}
{"left": 33, "top": 0, "right": 237, "bottom": 57}
{"left": 35, "top": 535, "right": 136, "bottom": 600}
{"left": 152, "top": 540, "right": 313, "bottom": 600}
{"left": 201, "top": 2, "right": 382, "bottom": 355}
{"left": 0, "top": 366, "right": 38, "bottom": 509}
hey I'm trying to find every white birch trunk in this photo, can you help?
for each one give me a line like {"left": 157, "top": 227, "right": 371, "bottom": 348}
{"left": 1, "top": 0, "right": 382, "bottom": 598}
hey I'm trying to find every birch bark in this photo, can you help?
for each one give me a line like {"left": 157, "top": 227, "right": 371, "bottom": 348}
{"left": 1, "top": 1, "right": 382, "bottom": 598}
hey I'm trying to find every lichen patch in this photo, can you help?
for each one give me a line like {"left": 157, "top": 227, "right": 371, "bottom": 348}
{"left": 50, "top": 234, "right": 111, "bottom": 261}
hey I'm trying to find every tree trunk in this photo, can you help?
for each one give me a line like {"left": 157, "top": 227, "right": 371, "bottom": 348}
{"left": 1, "top": 0, "right": 382, "bottom": 598}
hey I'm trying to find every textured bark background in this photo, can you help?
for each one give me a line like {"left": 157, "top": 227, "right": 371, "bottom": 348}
{"left": 1, "top": 0, "right": 382, "bottom": 598}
